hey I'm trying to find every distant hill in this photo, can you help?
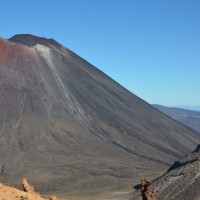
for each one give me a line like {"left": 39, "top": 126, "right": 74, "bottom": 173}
{"left": 153, "top": 104, "right": 200, "bottom": 133}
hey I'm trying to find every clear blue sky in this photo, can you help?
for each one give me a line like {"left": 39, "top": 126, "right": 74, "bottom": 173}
{"left": 1, "top": 0, "right": 200, "bottom": 106}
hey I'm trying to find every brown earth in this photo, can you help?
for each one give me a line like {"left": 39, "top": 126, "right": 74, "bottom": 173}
{"left": 0, "top": 178, "right": 57, "bottom": 200}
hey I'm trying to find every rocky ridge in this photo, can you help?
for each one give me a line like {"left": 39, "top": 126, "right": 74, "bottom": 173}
{"left": 153, "top": 144, "right": 200, "bottom": 200}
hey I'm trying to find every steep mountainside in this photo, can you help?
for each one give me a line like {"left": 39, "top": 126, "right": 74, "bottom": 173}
{"left": 153, "top": 144, "right": 200, "bottom": 200}
{"left": 0, "top": 34, "right": 200, "bottom": 198}
{"left": 153, "top": 104, "right": 200, "bottom": 132}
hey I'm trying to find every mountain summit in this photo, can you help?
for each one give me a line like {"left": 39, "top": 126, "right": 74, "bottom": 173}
{"left": 9, "top": 34, "right": 60, "bottom": 47}
{"left": 0, "top": 34, "right": 199, "bottom": 198}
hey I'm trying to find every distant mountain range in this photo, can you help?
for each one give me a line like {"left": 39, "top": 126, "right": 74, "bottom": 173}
{"left": 175, "top": 106, "right": 200, "bottom": 111}
{"left": 153, "top": 104, "right": 200, "bottom": 133}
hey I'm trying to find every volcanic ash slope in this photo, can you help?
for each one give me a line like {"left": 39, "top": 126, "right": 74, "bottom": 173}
{"left": 0, "top": 34, "right": 199, "bottom": 197}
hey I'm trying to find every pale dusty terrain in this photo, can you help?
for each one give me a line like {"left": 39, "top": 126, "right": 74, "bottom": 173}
{"left": 0, "top": 182, "right": 130, "bottom": 200}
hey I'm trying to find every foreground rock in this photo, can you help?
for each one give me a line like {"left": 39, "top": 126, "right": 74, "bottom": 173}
{"left": 153, "top": 144, "right": 200, "bottom": 200}
{"left": 0, "top": 178, "right": 57, "bottom": 200}
{"left": 141, "top": 179, "right": 156, "bottom": 200}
